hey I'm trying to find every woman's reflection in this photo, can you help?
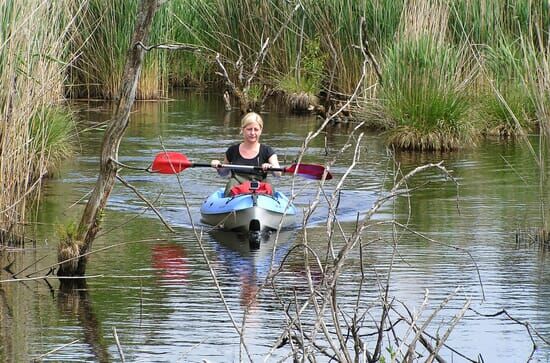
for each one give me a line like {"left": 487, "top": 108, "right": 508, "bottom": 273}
{"left": 209, "top": 230, "right": 295, "bottom": 309}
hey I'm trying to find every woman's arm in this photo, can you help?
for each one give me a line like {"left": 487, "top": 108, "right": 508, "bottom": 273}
{"left": 266, "top": 154, "right": 282, "bottom": 177}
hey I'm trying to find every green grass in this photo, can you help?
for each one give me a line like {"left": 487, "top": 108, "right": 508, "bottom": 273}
{"left": 29, "top": 106, "right": 77, "bottom": 177}
{"left": 381, "top": 36, "right": 477, "bottom": 150}
{"left": 69, "top": 0, "right": 169, "bottom": 99}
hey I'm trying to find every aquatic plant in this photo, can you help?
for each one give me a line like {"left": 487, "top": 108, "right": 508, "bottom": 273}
{"left": 381, "top": 36, "right": 477, "bottom": 151}
{"left": 480, "top": 36, "right": 539, "bottom": 138}
{"left": 56, "top": 221, "right": 83, "bottom": 273}
{"left": 276, "top": 38, "right": 327, "bottom": 113}
{"left": 448, "top": 0, "right": 504, "bottom": 46}
{"left": 69, "top": 0, "right": 168, "bottom": 99}
{"left": 518, "top": 28, "right": 550, "bottom": 246}
{"left": 0, "top": 0, "right": 79, "bottom": 238}
{"left": 29, "top": 106, "right": 77, "bottom": 178}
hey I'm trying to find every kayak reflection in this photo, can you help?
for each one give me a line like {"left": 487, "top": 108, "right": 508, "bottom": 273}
{"left": 208, "top": 229, "right": 296, "bottom": 308}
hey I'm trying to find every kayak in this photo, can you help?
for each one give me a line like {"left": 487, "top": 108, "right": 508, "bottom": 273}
{"left": 200, "top": 187, "right": 297, "bottom": 232}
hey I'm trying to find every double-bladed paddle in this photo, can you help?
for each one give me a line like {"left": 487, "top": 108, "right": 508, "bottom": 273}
{"left": 150, "top": 151, "right": 332, "bottom": 180}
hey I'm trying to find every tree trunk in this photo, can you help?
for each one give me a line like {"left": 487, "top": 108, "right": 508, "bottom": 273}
{"left": 57, "top": 0, "right": 160, "bottom": 276}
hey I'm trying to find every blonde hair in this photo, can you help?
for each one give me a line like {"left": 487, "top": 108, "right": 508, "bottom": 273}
{"left": 241, "top": 112, "right": 263, "bottom": 129}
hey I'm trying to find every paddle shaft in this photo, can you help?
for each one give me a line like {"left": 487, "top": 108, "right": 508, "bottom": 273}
{"left": 194, "top": 162, "right": 285, "bottom": 172}
{"left": 220, "top": 163, "right": 286, "bottom": 172}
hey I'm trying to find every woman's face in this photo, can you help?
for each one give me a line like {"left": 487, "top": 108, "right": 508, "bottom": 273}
{"left": 242, "top": 121, "right": 262, "bottom": 143}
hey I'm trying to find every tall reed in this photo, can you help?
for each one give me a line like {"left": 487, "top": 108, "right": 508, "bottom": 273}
{"left": 302, "top": 0, "right": 404, "bottom": 94}
{"left": 69, "top": 0, "right": 168, "bottom": 99}
{"left": 518, "top": 27, "right": 550, "bottom": 240}
{"left": 448, "top": 0, "right": 504, "bottom": 46}
{"left": 482, "top": 39, "right": 536, "bottom": 137}
{"left": 381, "top": 0, "right": 478, "bottom": 151}
{"left": 164, "top": 0, "right": 216, "bottom": 86}
{"left": 0, "top": 0, "right": 77, "bottom": 237}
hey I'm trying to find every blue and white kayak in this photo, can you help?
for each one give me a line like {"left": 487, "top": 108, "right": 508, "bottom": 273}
{"left": 200, "top": 188, "right": 297, "bottom": 232}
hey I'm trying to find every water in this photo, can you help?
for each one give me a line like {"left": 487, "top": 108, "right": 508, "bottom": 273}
{"left": 1, "top": 90, "right": 550, "bottom": 362}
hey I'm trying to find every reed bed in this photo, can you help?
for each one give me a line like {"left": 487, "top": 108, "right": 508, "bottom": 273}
{"left": 0, "top": 0, "right": 78, "bottom": 238}
{"left": 69, "top": 0, "right": 169, "bottom": 99}
{"left": 518, "top": 26, "right": 550, "bottom": 245}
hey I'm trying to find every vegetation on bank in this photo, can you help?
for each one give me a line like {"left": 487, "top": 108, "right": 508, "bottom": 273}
{"left": 65, "top": 0, "right": 549, "bottom": 149}
{"left": 0, "top": 0, "right": 77, "bottom": 235}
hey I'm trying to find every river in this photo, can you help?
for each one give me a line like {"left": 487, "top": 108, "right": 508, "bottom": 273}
{"left": 1, "top": 90, "right": 549, "bottom": 362}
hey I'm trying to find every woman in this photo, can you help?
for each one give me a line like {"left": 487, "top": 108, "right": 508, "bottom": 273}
{"left": 211, "top": 112, "right": 281, "bottom": 196}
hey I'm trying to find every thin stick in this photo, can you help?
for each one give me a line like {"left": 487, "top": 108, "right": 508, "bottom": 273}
{"left": 34, "top": 339, "right": 80, "bottom": 360}
{"left": 26, "top": 238, "right": 165, "bottom": 278}
{"left": 116, "top": 174, "right": 175, "bottom": 232}
{"left": 113, "top": 327, "right": 126, "bottom": 362}
{"left": 1, "top": 275, "right": 104, "bottom": 283}
{"left": 426, "top": 298, "right": 471, "bottom": 363}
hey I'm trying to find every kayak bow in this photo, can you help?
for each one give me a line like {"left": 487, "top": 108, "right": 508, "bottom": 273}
{"left": 200, "top": 188, "right": 297, "bottom": 232}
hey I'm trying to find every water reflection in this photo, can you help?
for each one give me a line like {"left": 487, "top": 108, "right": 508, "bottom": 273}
{"left": 151, "top": 243, "right": 189, "bottom": 284}
{"left": 209, "top": 229, "right": 296, "bottom": 308}
{"left": 57, "top": 280, "right": 110, "bottom": 363}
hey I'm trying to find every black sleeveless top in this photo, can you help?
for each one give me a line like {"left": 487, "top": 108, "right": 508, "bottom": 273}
{"left": 225, "top": 144, "right": 275, "bottom": 180}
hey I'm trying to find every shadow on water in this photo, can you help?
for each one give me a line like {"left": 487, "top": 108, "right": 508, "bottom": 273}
{"left": 57, "top": 280, "right": 111, "bottom": 363}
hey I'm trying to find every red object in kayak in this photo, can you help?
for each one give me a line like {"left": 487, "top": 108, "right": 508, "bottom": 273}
{"left": 230, "top": 181, "right": 273, "bottom": 196}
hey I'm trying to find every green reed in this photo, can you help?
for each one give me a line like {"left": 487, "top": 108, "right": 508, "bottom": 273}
{"left": 448, "top": 0, "right": 504, "bottom": 46}
{"left": 29, "top": 107, "right": 76, "bottom": 178}
{"left": 0, "top": 0, "right": 77, "bottom": 234}
{"left": 482, "top": 39, "right": 536, "bottom": 136}
{"left": 164, "top": 0, "right": 216, "bottom": 86}
{"left": 513, "top": 29, "right": 550, "bottom": 246}
{"left": 381, "top": 36, "right": 477, "bottom": 151}
{"left": 70, "top": 0, "right": 169, "bottom": 99}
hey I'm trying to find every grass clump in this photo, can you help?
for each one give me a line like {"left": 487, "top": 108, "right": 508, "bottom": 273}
{"left": 276, "top": 38, "right": 327, "bottom": 113}
{"left": 381, "top": 36, "right": 477, "bottom": 151}
{"left": 29, "top": 106, "right": 77, "bottom": 178}
{"left": 56, "top": 221, "right": 82, "bottom": 273}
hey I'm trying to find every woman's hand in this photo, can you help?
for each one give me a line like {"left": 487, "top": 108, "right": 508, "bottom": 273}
{"left": 261, "top": 163, "right": 272, "bottom": 171}
{"left": 212, "top": 159, "right": 230, "bottom": 177}
{"left": 267, "top": 154, "right": 282, "bottom": 177}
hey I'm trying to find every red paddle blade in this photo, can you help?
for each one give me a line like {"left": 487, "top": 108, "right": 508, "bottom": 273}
{"left": 285, "top": 163, "right": 332, "bottom": 180}
{"left": 151, "top": 152, "right": 191, "bottom": 174}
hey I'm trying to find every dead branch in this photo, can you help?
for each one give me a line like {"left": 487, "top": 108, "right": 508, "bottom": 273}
{"left": 360, "top": 17, "right": 383, "bottom": 85}
{"left": 116, "top": 175, "right": 175, "bottom": 233}
{"left": 391, "top": 221, "right": 484, "bottom": 300}
{"left": 426, "top": 298, "right": 471, "bottom": 363}
{"left": 470, "top": 307, "right": 550, "bottom": 360}
{"left": 63, "top": 0, "right": 162, "bottom": 277}
{"left": 33, "top": 339, "right": 80, "bottom": 361}
{"left": 195, "top": 231, "right": 254, "bottom": 362}
{"left": 112, "top": 327, "right": 126, "bottom": 362}
{"left": 31, "top": 238, "right": 164, "bottom": 278}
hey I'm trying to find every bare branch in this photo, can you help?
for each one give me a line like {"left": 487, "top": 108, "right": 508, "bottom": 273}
{"left": 116, "top": 175, "right": 175, "bottom": 233}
